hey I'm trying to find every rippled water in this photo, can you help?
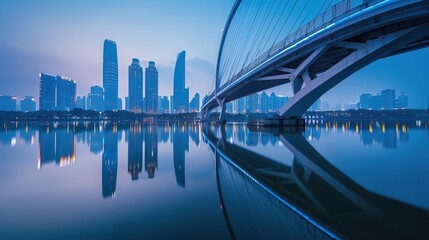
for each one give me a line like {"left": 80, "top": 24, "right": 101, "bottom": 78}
{"left": 0, "top": 120, "right": 428, "bottom": 239}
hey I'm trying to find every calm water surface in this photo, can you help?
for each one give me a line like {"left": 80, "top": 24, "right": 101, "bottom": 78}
{"left": 1, "top": 121, "right": 429, "bottom": 239}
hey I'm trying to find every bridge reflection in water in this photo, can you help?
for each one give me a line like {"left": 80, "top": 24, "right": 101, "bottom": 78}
{"left": 203, "top": 124, "right": 429, "bottom": 240}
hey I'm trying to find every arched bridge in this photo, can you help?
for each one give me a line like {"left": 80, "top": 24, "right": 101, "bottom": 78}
{"left": 201, "top": 0, "right": 429, "bottom": 120}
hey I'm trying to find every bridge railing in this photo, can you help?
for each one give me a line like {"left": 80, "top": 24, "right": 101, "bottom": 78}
{"left": 215, "top": 0, "right": 383, "bottom": 96}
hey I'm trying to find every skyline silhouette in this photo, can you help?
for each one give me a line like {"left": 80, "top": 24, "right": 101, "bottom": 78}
{"left": 0, "top": 1, "right": 429, "bottom": 109}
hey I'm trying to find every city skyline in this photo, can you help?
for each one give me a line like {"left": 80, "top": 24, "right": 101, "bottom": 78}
{"left": 1, "top": 0, "right": 429, "bottom": 110}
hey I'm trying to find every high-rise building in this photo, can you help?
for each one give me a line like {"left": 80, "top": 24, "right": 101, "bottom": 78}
{"left": 128, "top": 58, "right": 143, "bottom": 113}
{"left": 39, "top": 73, "right": 76, "bottom": 110}
{"left": 103, "top": 39, "right": 118, "bottom": 111}
{"left": 237, "top": 97, "right": 246, "bottom": 113}
{"left": 0, "top": 95, "right": 17, "bottom": 111}
{"left": 88, "top": 86, "right": 104, "bottom": 111}
{"left": 381, "top": 89, "right": 395, "bottom": 110}
{"left": 370, "top": 94, "right": 381, "bottom": 110}
{"left": 75, "top": 96, "right": 86, "bottom": 110}
{"left": 395, "top": 92, "right": 408, "bottom": 109}
{"left": 39, "top": 73, "right": 56, "bottom": 110}
{"left": 145, "top": 61, "right": 158, "bottom": 114}
{"left": 173, "top": 51, "right": 188, "bottom": 113}
{"left": 159, "top": 96, "right": 169, "bottom": 114}
{"left": 247, "top": 93, "right": 259, "bottom": 113}
{"left": 20, "top": 96, "right": 36, "bottom": 112}
{"left": 189, "top": 93, "right": 200, "bottom": 112}
{"left": 268, "top": 92, "right": 276, "bottom": 112}
{"left": 117, "top": 98, "right": 123, "bottom": 110}
{"left": 359, "top": 93, "right": 372, "bottom": 109}
{"left": 56, "top": 75, "right": 76, "bottom": 110}
{"left": 125, "top": 97, "right": 130, "bottom": 111}
{"left": 260, "top": 92, "right": 269, "bottom": 113}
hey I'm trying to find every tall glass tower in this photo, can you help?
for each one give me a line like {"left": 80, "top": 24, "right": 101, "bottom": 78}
{"left": 103, "top": 39, "right": 118, "bottom": 111}
{"left": 128, "top": 58, "right": 143, "bottom": 113}
{"left": 173, "top": 51, "right": 189, "bottom": 113}
{"left": 39, "top": 73, "right": 56, "bottom": 110}
{"left": 145, "top": 61, "right": 158, "bottom": 114}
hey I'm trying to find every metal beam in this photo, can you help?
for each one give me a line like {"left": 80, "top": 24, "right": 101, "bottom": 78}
{"left": 277, "top": 67, "right": 296, "bottom": 73}
{"left": 336, "top": 41, "right": 366, "bottom": 49}
{"left": 291, "top": 45, "right": 329, "bottom": 93}
{"left": 280, "top": 24, "right": 429, "bottom": 117}
{"left": 257, "top": 74, "right": 292, "bottom": 81}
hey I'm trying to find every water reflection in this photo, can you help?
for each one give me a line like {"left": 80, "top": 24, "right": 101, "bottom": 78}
{"left": 102, "top": 126, "right": 118, "bottom": 198}
{"left": 128, "top": 124, "right": 143, "bottom": 180}
{"left": 1, "top": 121, "right": 429, "bottom": 239}
{"left": 0, "top": 122, "right": 205, "bottom": 196}
{"left": 38, "top": 125, "right": 76, "bottom": 169}
{"left": 305, "top": 120, "right": 420, "bottom": 149}
{"left": 173, "top": 123, "right": 189, "bottom": 187}
{"left": 145, "top": 125, "right": 158, "bottom": 179}
{"left": 203, "top": 123, "right": 429, "bottom": 239}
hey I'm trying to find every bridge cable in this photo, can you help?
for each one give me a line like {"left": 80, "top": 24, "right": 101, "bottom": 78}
{"left": 225, "top": 1, "right": 269, "bottom": 84}
{"left": 285, "top": 0, "right": 311, "bottom": 43}
{"left": 219, "top": 1, "right": 254, "bottom": 87}
{"left": 244, "top": 1, "right": 285, "bottom": 71}
{"left": 220, "top": 1, "right": 256, "bottom": 87}
{"left": 271, "top": 0, "right": 300, "bottom": 50}
{"left": 230, "top": 1, "right": 281, "bottom": 82}
{"left": 256, "top": 0, "right": 293, "bottom": 64}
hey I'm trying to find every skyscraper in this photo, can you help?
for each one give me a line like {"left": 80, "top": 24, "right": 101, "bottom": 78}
{"left": 21, "top": 96, "right": 36, "bottom": 112}
{"left": 0, "top": 95, "right": 17, "bottom": 111}
{"left": 128, "top": 58, "right": 143, "bottom": 113}
{"left": 381, "top": 89, "right": 395, "bottom": 110}
{"left": 103, "top": 39, "right": 118, "bottom": 111}
{"left": 39, "top": 73, "right": 76, "bottom": 110}
{"left": 173, "top": 51, "right": 189, "bottom": 113}
{"left": 160, "top": 96, "right": 169, "bottom": 114}
{"left": 189, "top": 93, "right": 200, "bottom": 112}
{"left": 395, "top": 92, "right": 408, "bottom": 109}
{"left": 145, "top": 61, "right": 158, "bottom": 114}
{"left": 359, "top": 93, "right": 372, "bottom": 109}
{"left": 260, "top": 92, "right": 268, "bottom": 113}
{"left": 75, "top": 96, "right": 86, "bottom": 110}
{"left": 56, "top": 75, "right": 76, "bottom": 111}
{"left": 247, "top": 93, "right": 259, "bottom": 113}
{"left": 39, "top": 73, "right": 56, "bottom": 110}
{"left": 88, "top": 86, "right": 104, "bottom": 111}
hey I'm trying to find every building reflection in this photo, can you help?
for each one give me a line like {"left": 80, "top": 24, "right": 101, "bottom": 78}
{"left": 38, "top": 125, "right": 76, "bottom": 169}
{"left": 128, "top": 124, "right": 143, "bottom": 180}
{"left": 189, "top": 123, "right": 200, "bottom": 146}
{"left": 203, "top": 124, "right": 429, "bottom": 240}
{"left": 173, "top": 123, "right": 188, "bottom": 188}
{"left": 303, "top": 120, "right": 411, "bottom": 149}
{"left": 159, "top": 124, "right": 170, "bottom": 143}
{"left": 102, "top": 125, "right": 118, "bottom": 198}
{"left": 19, "top": 124, "right": 36, "bottom": 145}
{"left": 88, "top": 122, "right": 103, "bottom": 154}
{"left": 144, "top": 125, "right": 158, "bottom": 179}
{"left": 0, "top": 123, "right": 17, "bottom": 146}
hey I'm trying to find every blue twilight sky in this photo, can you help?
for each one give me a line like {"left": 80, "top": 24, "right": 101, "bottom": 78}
{"left": 0, "top": 0, "right": 428, "bottom": 108}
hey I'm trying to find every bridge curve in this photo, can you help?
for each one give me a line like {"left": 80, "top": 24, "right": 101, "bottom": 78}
{"left": 202, "top": 0, "right": 429, "bottom": 119}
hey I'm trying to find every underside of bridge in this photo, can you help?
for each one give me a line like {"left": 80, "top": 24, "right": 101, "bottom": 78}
{"left": 202, "top": 0, "right": 429, "bottom": 123}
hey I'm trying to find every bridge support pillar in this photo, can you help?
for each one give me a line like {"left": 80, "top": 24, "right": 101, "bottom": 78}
{"left": 216, "top": 98, "right": 227, "bottom": 124}
{"left": 248, "top": 115, "right": 305, "bottom": 127}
